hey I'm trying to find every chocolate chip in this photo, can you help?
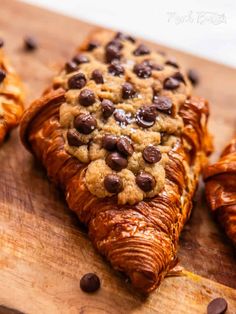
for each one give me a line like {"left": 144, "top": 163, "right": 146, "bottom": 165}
{"left": 79, "top": 89, "right": 96, "bottom": 106}
{"left": 80, "top": 273, "right": 100, "bottom": 293}
{"left": 72, "top": 54, "right": 89, "bottom": 65}
{"left": 165, "top": 58, "right": 179, "bottom": 68}
{"left": 87, "top": 40, "right": 99, "bottom": 51}
{"left": 65, "top": 61, "right": 78, "bottom": 73}
{"left": 0, "top": 69, "right": 6, "bottom": 83}
{"left": 101, "top": 99, "right": 115, "bottom": 119}
{"left": 173, "top": 72, "right": 185, "bottom": 84}
{"left": 67, "top": 129, "right": 83, "bottom": 146}
{"left": 115, "top": 32, "right": 136, "bottom": 43}
{"left": 106, "top": 44, "right": 121, "bottom": 63}
{"left": 24, "top": 36, "right": 38, "bottom": 51}
{"left": 153, "top": 95, "right": 172, "bottom": 114}
{"left": 187, "top": 68, "right": 199, "bottom": 86}
{"left": 142, "top": 145, "right": 161, "bottom": 163}
{"left": 133, "top": 44, "right": 150, "bottom": 56}
{"left": 68, "top": 73, "right": 86, "bottom": 89}
{"left": 122, "top": 82, "right": 136, "bottom": 99}
{"left": 91, "top": 69, "right": 104, "bottom": 84}
{"left": 74, "top": 114, "right": 97, "bottom": 134}
{"left": 0, "top": 38, "right": 4, "bottom": 48}
{"left": 143, "top": 60, "right": 164, "bottom": 71}
{"left": 104, "top": 174, "right": 123, "bottom": 193}
{"left": 136, "top": 172, "right": 155, "bottom": 192}
{"left": 106, "top": 152, "right": 128, "bottom": 171}
{"left": 136, "top": 106, "right": 157, "bottom": 128}
{"left": 106, "top": 39, "right": 123, "bottom": 50}
{"left": 117, "top": 137, "right": 134, "bottom": 156}
{"left": 102, "top": 134, "right": 118, "bottom": 150}
{"left": 108, "top": 60, "right": 124, "bottom": 76}
{"left": 114, "top": 109, "right": 128, "bottom": 125}
{"left": 163, "top": 77, "right": 180, "bottom": 90}
{"left": 207, "top": 298, "right": 228, "bottom": 314}
{"left": 133, "top": 63, "right": 152, "bottom": 78}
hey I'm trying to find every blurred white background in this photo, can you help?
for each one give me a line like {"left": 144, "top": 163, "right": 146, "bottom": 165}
{"left": 21, "top": 0, "right": 236, "bottom": 67}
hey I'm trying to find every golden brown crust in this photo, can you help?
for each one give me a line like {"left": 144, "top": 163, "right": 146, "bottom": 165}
{"left": 204, "top": 138, "right": 236, "bottom": 245}
{"left": 20, "top": 30, "right": 212, "bottom": 293}
{"left": 0, "top": 50, "right": 24, "bottom": 143}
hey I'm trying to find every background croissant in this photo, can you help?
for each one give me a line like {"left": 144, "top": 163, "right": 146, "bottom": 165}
{"left": 20, "top": 30, "right": 212, "bottom": 293}
{"left": 0, "top": 49, "right": 24, "bottom": 143}
{"left": 204, "top": 137, "right": 236, "bottom": 245}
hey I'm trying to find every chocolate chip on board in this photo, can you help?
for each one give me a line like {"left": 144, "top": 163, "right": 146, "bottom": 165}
{"left": 24, "top": 36, "right": 38, "bottom": 51}
{"left": 87, "top": 40, "right": 100, "bottom": 51}
{"left": 207, "top": 297, "right": 228, "bottom": 314}
{"left": 80, "top": 273, "right": 101, "bottom": 293}
{"left": 104, "top": 174, "right": 123, "bottom": 193}
{"left": 0, "top": 38, "right": 4, "bottom": 48}
{"left": 187, "top": 68, "right": 200, "bottom": 86}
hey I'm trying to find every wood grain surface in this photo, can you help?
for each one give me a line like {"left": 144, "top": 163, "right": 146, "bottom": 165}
{"left": 0, "top": 1, "right": 235, "bottom": 313}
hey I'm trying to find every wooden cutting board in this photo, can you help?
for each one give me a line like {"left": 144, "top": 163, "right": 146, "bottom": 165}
{"left": 0, "top": 1, "right": 235, "bottom": 313}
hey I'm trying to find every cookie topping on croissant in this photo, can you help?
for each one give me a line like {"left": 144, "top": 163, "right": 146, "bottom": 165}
{"left": 54, "top": 31, "right": 193, "bottom": 204}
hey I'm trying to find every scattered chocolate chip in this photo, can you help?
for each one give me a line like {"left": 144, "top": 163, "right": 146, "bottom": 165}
{"left": 153, "top": 95, "right": 172, "bottom": 114}
{"left": 79, "top": 89, "right": 96, "bottom": 106}
{"left": 0, "top": 69, "right": 6, "bottom": 83}
{"left": 115, "top": 32, "right": 136, "bottom": 43}
{"left": 106, "top": 152, "right": 128, "bottom": 171}
{"left": 80, "top": 273, "right": 100, "bottom": 293}
{"left": 108, "top": 60, "right": 124, "bottom": 76}
{"left": 68, "top": 73, "right": 87, "bottom": 89}
{"left": 207, "top": 298, "right": 228, "bottom": 314}
{"left": 72, "top": 54, "right": 89, "bottom": 65}
{"left": 74, "top": 114, "right": 97, "bottom": 134}
{"left": 114, "top": 109, "right": 128, "bottom": 125}
{"left": 102, "top": 134, "right": 118, "bottom": 150}
{"left": 187, "top": 68, "right": 199, "bottom": 86}
{"left": 136, "top": 106, "right": 157, "bottom": 128}
{"left": 122, "top": 82, "right": 136, "bottom": 99}
{"left": 106, "top": 44, "right": 121, "bottom": 63}
{"left": 165, "top": 58, "right": 179, "bottom": 68}
{"left": 91, "top": 69, "right": 104, "bottom": 84}
{"left": 104, "top": 174, "right": 123, "bottom": 193}
{"left": 163, "top": 77, "right": 180, "bottom": 90}
{"left": 24, "top": 36, "right": 38, "bottom": 51}
{"left": 136, "top": 172, "right": 155, "bottom": 192}
{"left": 117, "top": 137, "right": 134, "bottom": 156}
{"left": 133, "top": 63, "right": 152, "bottom": 78}
{"left": 101, "top": 99, "right": 115, "bottom": 119}
{"left": 65, "top": 61, "right": 78, "bottom": 73}
{"left": 142, "top": 145, "right": 161, "bottom": 163}
{"left": 133, "top": 44, "right": 150, "bottom": 56}
{"left": 0, "top": 38, "right": 4, "bottom": 48}
{"left": 67, "top": 129, "right": 83, "bottom": 146}
{"left": 87, "top": 40, "right": 99, "bottom": 51}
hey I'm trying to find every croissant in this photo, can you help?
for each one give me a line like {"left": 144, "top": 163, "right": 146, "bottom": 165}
{"left": 204, "top": 138, "right": 236, "bottom": 245}
{"left": 0, "top": 47, "right": 24, "bottom": 143}
{"left": 20, "top": 30, "right": 212, "bottom": 293}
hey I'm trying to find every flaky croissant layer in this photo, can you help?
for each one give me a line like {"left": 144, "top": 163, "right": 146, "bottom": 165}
{"left": 20, "top": 30, "right": 212, "bottom": 293}
{"left": 0, "top": 49, "right": 24, "bottom": 143}
{"left": 204, "top": 138, "right": 236, "bottom": 245}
